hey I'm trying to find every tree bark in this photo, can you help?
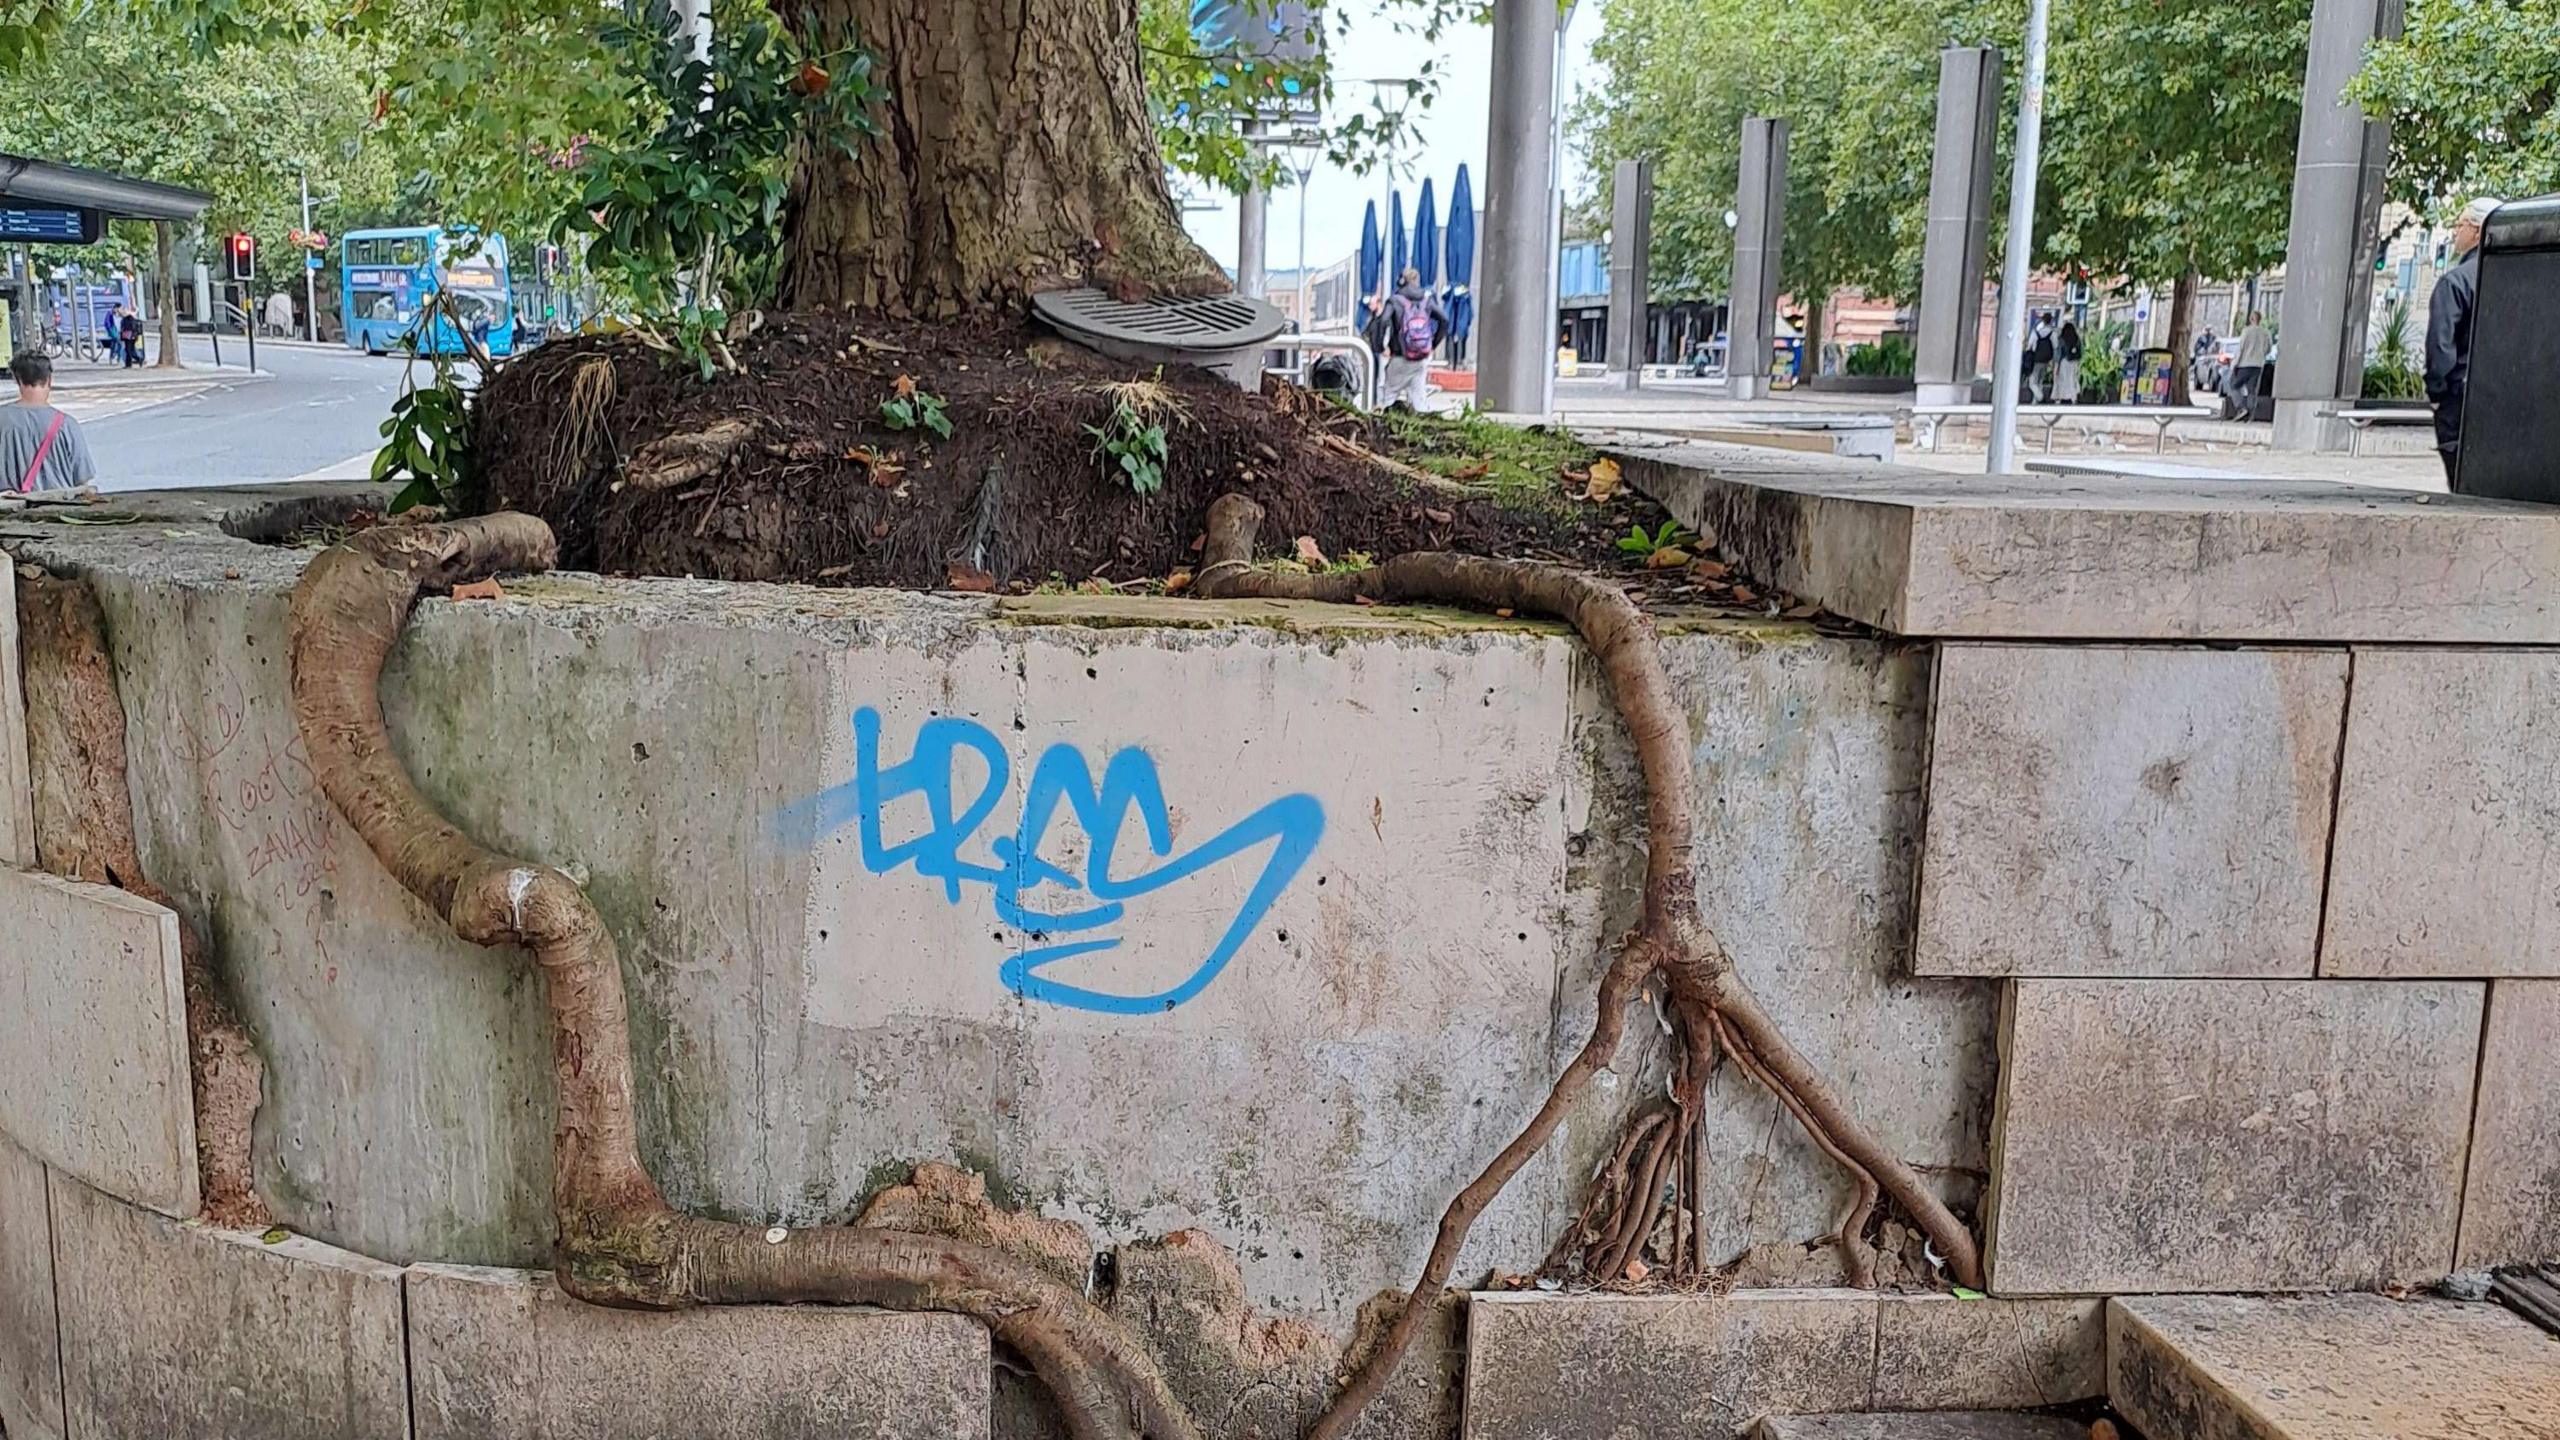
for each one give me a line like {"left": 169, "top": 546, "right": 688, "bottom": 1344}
{"left": 2164, "top": 266, "right": 2198, "bottom": 406}
{"left": 777, "top": 0, "right": 1226, "bottom": 314}
{"left": 153, "top": 221, "right": 181, "bottom": 369}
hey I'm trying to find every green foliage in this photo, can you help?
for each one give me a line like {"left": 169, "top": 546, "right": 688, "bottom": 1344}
{"left": 1615, "top": 519, "right": 1692, "bottom": 559}
{"left": 1086, "top": 395, "right": 1170, "bottom": 496}
{"left": 1842, "top": 334, "right": 1915, "bottom": 378}
{"left": 561, "top": 2, "right": 875, "bottom": 374}
{"left": 880, "top": 380, "right": 953, "bottom": 440}
{"left": 2362, "top": 295, "right": 2424, "bottom": 399}
{"left": 2081, "top": 318, "right": 2133, "bottom": 403}
{"left": 2358, "top": 0, "right": 2560, "bottom": 212}
{"left": 372, "top": 296, "right": 485, "bottom": 513}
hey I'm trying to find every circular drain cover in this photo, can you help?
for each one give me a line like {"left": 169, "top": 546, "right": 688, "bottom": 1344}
{"left": 1032, "top": 286, "right": 1288, "bottom": 355}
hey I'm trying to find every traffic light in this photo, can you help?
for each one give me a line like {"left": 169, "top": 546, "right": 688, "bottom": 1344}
{"left": 226, "top": 232, "right": 255, "bottom": 282}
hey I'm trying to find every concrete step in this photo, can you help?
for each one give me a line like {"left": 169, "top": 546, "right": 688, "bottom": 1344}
{"left": 2109, "top": 1293, "right": 2560, "bottom": 1440}
{"left": 1754, "top": 1414, "right": 2087, "bottom": 1440}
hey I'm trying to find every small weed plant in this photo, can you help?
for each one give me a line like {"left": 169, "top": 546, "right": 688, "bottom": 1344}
{"left": 879, "top": 375, "right": 953, "bottom": 438}
{"left": 1086, "top": 377, "right": 1185, "bottom": 496}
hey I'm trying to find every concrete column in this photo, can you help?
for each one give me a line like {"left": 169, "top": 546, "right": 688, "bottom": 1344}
{"left": 1238, "top": 179, "right": 1269, "bottom": 299}
{"left": 191, "top": 260, "right": 211, "bottom": 325}
{"left": 1915, "top": 46, "right": 2003, "bottom": 408}
{"left": 1479, "top": 0, "right": 1560, "bottom": 416}
{"left": 2273, "top": 0, "right": 2400, "bottom": 450}
{"left": 1605, "top": 157, "right": 1653, "bottom": 389}
{"left": 1727, "top": 116, "right": 1789, "bottom": 402}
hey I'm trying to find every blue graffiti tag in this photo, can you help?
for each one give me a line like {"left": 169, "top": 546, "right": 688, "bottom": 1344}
{"left": 780, "top": 709, "right": 1324, "bottom": 1015}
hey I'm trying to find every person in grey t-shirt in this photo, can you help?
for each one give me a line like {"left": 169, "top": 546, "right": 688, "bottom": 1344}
{"left": 3, "top": 351, "right": 97, "bottom": 495}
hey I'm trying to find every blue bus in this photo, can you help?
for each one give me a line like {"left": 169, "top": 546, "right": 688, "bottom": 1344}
{"left": 340, "top": 227, "right": 518, "bottom": 357}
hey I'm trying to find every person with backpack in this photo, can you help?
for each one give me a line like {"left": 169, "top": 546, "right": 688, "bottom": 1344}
{"left": 3, "top": 351, "right": 99, "bottom": 498}
{"left": 1364, "top": 266, "right": 1448, "bottom": 411}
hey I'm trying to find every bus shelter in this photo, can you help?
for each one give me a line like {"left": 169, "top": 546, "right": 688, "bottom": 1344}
{"left": 0, "top": 153, "right": 212, "bottom": 360}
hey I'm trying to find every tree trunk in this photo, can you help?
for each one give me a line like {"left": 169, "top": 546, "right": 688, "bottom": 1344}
{"left": 1802, "top": 291, "right": 1827, "bottom": 377}
{"left": 778, "top": 0, "right": 1226, "bottom": 315}
{"left": 153, "top": 222, "right": 181, "bottom": 369}
{"left": 2164, "top": 266, "right": 2198, "bottom": 406}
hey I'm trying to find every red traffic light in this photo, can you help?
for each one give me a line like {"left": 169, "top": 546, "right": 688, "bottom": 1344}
{"left": 225, "top": 232, "right": 256, "bottom": 282}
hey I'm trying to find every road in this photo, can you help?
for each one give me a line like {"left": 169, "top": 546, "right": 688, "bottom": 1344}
{"left": 81, "top": 337, "right": 410, "bottom": 491}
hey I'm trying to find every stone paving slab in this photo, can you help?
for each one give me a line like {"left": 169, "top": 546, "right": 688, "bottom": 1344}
{"left": 2109, "top": 1294, "right": 2560, "bottom": 1440}
{"left": 2456, "top": 980, "right": 2560, "bottom": 1269}
{"left": 1916, "top": 645, "right": 2343, "bottom": 978}
{"left": 1872, "top": 1295, "right": 2103, "bottom": 1411}
{"left": 406, "top": 1263, "right": 991, "bottom": 1439}
{"left": 49, "top": 1172, "right": 408, "bottom": 1439}
{"left": 1986, "top": 980, "right": 2481, "bottom": 1294}
{"left": 1755, "top": 1415, "right": 2086, "bottom": 1440}
{"left": 1618, "top": 441, "right": 2560, "bottom": 642}
{"left": 0, "top": 868, "right": 197, "bottom": 1217}
{"left": 1464, "top": 1290, "right": 1878, "bottom": 1440}
{"left": 1, "top": 561, "right": 31, "bottom": 865}
{"left": 2325, "top": 648, "right": 2560, "bottom": 977}
{"left": 0, "top": 1136, "right": 62, "bottom": 1440}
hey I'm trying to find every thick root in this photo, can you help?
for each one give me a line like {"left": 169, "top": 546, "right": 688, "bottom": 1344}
{"left": 286, "top": 514, "right": 1200, "bottom": 1440}
{"left": 1194, "top": 493, "right": 1979, "bottom": 1440}
{"left": 16, "top": 570, "right": 270, "bottom": 1227}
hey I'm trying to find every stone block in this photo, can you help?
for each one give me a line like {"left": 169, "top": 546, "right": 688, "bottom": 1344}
{"left": 2456, "top": 980, "right": 2560, "bottom": 1268}
{"left": 1872, "top": 1295, "right": 2103, "bottom": 1411}
{"left": 49, "top": 1172, "right": 407, "bottom": 1439}
{"left": 1985, "top": 980, "right": 2480, "bottom": 1294}
{"left": 1, "top": 560, "right": 32, "bottom": 865}
{"left": 406, "top": 1263, "right": 989, "bottom": 1439}
{"left": 0, "top": 868, "right": 197, "bottom": 1217}
{"left": 1463, "top": 1290, "right": 1878, "bottom": 1440}
{"left": 0, "top": 1135, "right": 62, "bottom": 1440}
{"left": 2109, "top": 1293, "right": 2560, "bottom": 1440}
{"left": 1618, "top": 444, "right": 2560, "bottom": 643}
{"left": 1915, "top": 644, "right": 2344, "bottom": 978}
{"left": 1755, "top": 1416, "right": 2084, "bottom": 1440}
{"left": 2325, "top": 648, "right": 2560, "bottom": 977}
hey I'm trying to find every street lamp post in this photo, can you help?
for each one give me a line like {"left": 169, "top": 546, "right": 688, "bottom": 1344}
{"left": 1988, "top": 0, "right": 2051, "bottom": 474}
{"left": 1289, "top": 139, "right": 1321, "bottom": 332}
{"left": 300, "top": 172, "right": 318, "bottom": 343}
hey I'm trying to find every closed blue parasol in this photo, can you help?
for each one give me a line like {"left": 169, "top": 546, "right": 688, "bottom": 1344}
{"left": 1389, "top": 189, "right": 1407, "bottom": 287}
{"left": 1359, "top": 201, "right": 1382, "bottom": 302}
{"left": 1414, "top": 176, "right": 1441, "bottom": 291}
{"left": 1445, "top": 164, "right": 1477, "bottom": 356}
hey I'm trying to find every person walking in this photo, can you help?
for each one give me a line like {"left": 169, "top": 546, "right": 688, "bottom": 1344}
{"left": 2427, "top": 197, "right": 2499, "bottom": 489}
{"left": 2, "top": 351, "right": 98, "bottom": 496}
{"left": 1364, "top": 266, "right": 1448, "bottom": 411}
{"left": 2054, "top": 316, "right": 2084, "bottom": 405}
{"left": 2029, "top": 312, "right": 2057, "bottom": 403}
{"left": 2231, "top": 311, "right": 2273, "bottom": 416}
{"left": 114, "top": 305, "right": 143, "bottom": 368}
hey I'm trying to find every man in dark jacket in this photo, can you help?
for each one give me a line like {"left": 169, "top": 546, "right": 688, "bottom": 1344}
{"left": 1364, "top": 267, "right": 1448, "bottom": 410}
{"left": 2427, "top": 197, "right": 2498, "bottom": 488}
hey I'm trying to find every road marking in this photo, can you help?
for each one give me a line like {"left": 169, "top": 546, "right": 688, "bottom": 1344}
{"left": 288, "top": 451, "right": 380, "bottom": 482}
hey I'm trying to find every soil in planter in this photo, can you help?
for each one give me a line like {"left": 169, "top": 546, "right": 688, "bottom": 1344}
{"left": 469, "top": 312, "right": 1788, "bottom": 610}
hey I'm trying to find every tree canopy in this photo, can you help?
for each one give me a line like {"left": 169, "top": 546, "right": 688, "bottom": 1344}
{"left": 2358, "top": 0, "right": 2560, "bottom": 216}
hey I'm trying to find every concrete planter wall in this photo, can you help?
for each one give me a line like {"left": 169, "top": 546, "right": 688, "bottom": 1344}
{"left": 5, "top": 459, "right": 2556, "bottom": 1440}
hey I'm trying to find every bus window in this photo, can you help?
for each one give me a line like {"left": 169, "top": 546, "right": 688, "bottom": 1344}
{"left": 389, "top": 236, "right": 428, "bottom": 266}
{"left": 356, "top": 290, "right": 402, "bottom": 322}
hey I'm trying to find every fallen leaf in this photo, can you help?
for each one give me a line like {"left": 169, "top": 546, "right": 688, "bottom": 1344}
{"left": 871, "top": 521, "right": 892, "bottom": 539}
{"left": 1189, "top": 533, "right": 1206, "bottom": 553}
{"left": 945, "top": 564, "right": 996, "bottom": 593}
{"left": 1494, "top": 607, "right": 1515, "bottom": 618}
{"left": 1295, "top": 535, "right": 1328, "bottom": 567}
{"left": 1422, "top": 507, "right": 1455, "bottom": 525}
{"left": 1622, "top": 1257, "right": 1650, "bottom": 1283}
{"left": 1585, "top": 457, "right": 1623, "bottom": 501}
{"left": 1690, "top": 557, "right": 1731, "bottom": 581}
{"left": 1355, "top": 594, "right": 1379, "bottom": 607}
{"left": 223, "top": 568, "right": 241, "bottom": 581}
{"left": 893, "top": 373, "right": 918, "bottom": 398}
{"left": 1644, "top": 547, "right": 1691, "bottom": 570}
{"left": 452, "top": 578, "right": 505, "bottom": 602}
{"left": 260, "top": 1226, "right": 290, "bottom": 1245}
{"left": 1952, "top": 1285, "right": 1987, "bottom": 1300}
{"left": 1730, "top": 585, "right": 1760, "bottom": 605}
{"left": 1782, "top": 603, "right": 1819, "bottom": 619}
{"left": 2088, "top": 1422, "right": 2120, "bottom": 1440}
{"left": 817, "top": 562, "right": 855, "bottom": 578}
{"left": 1560, "top": 466, "right": 1590, "bottom": 491}
{"left": 1163, "top": 570, "right": 1194, "bottom": 595}
{"left": 1448, "top": 459, "right": 1491, "bottom": 481}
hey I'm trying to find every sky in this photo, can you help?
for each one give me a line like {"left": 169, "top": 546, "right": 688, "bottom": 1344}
{"left": 1178, "top": 1, "right": 1604, "bottom": 281}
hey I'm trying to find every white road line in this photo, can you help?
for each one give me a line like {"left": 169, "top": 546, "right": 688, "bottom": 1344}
{"left": 287, "top": 451, "right": 380, "bottom": 482}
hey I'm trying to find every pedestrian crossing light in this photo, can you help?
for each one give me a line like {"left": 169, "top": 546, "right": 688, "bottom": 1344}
{"left": 226, "top": 232, "right": 255, "bottom": 282}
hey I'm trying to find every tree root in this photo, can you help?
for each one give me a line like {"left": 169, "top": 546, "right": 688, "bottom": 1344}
{"left": 284, "top": 515, "right": 1198, "bottom": 1440}
{"left": 15, "top": 570, "right": 271, "bottom": 1227}
{"left": 1193, "top": 492, "right": 1979, "bottom": 1440}
{"left": 623, "top": 417, "right": 757, "bottom": 492}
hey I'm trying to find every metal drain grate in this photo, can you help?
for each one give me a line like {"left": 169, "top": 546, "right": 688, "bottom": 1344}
{"left": 1032, "top": 287, "right": 1286, "bottom": 353}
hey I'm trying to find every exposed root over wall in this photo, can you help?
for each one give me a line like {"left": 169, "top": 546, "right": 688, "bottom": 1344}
{"left": 284, "top": 506, "right": 1978, "bottom": 1440}
{"left": 14, "top": 567, "right": 271, "bottom": 1228}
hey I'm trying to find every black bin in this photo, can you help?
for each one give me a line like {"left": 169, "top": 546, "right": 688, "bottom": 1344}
{"left": 2456, "top": 195, "right": 2560, "bottom": 502}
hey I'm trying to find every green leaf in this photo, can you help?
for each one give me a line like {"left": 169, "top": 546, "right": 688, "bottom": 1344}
{"left": 260, "top": 1226, "right": 291, "bottom": 1245}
